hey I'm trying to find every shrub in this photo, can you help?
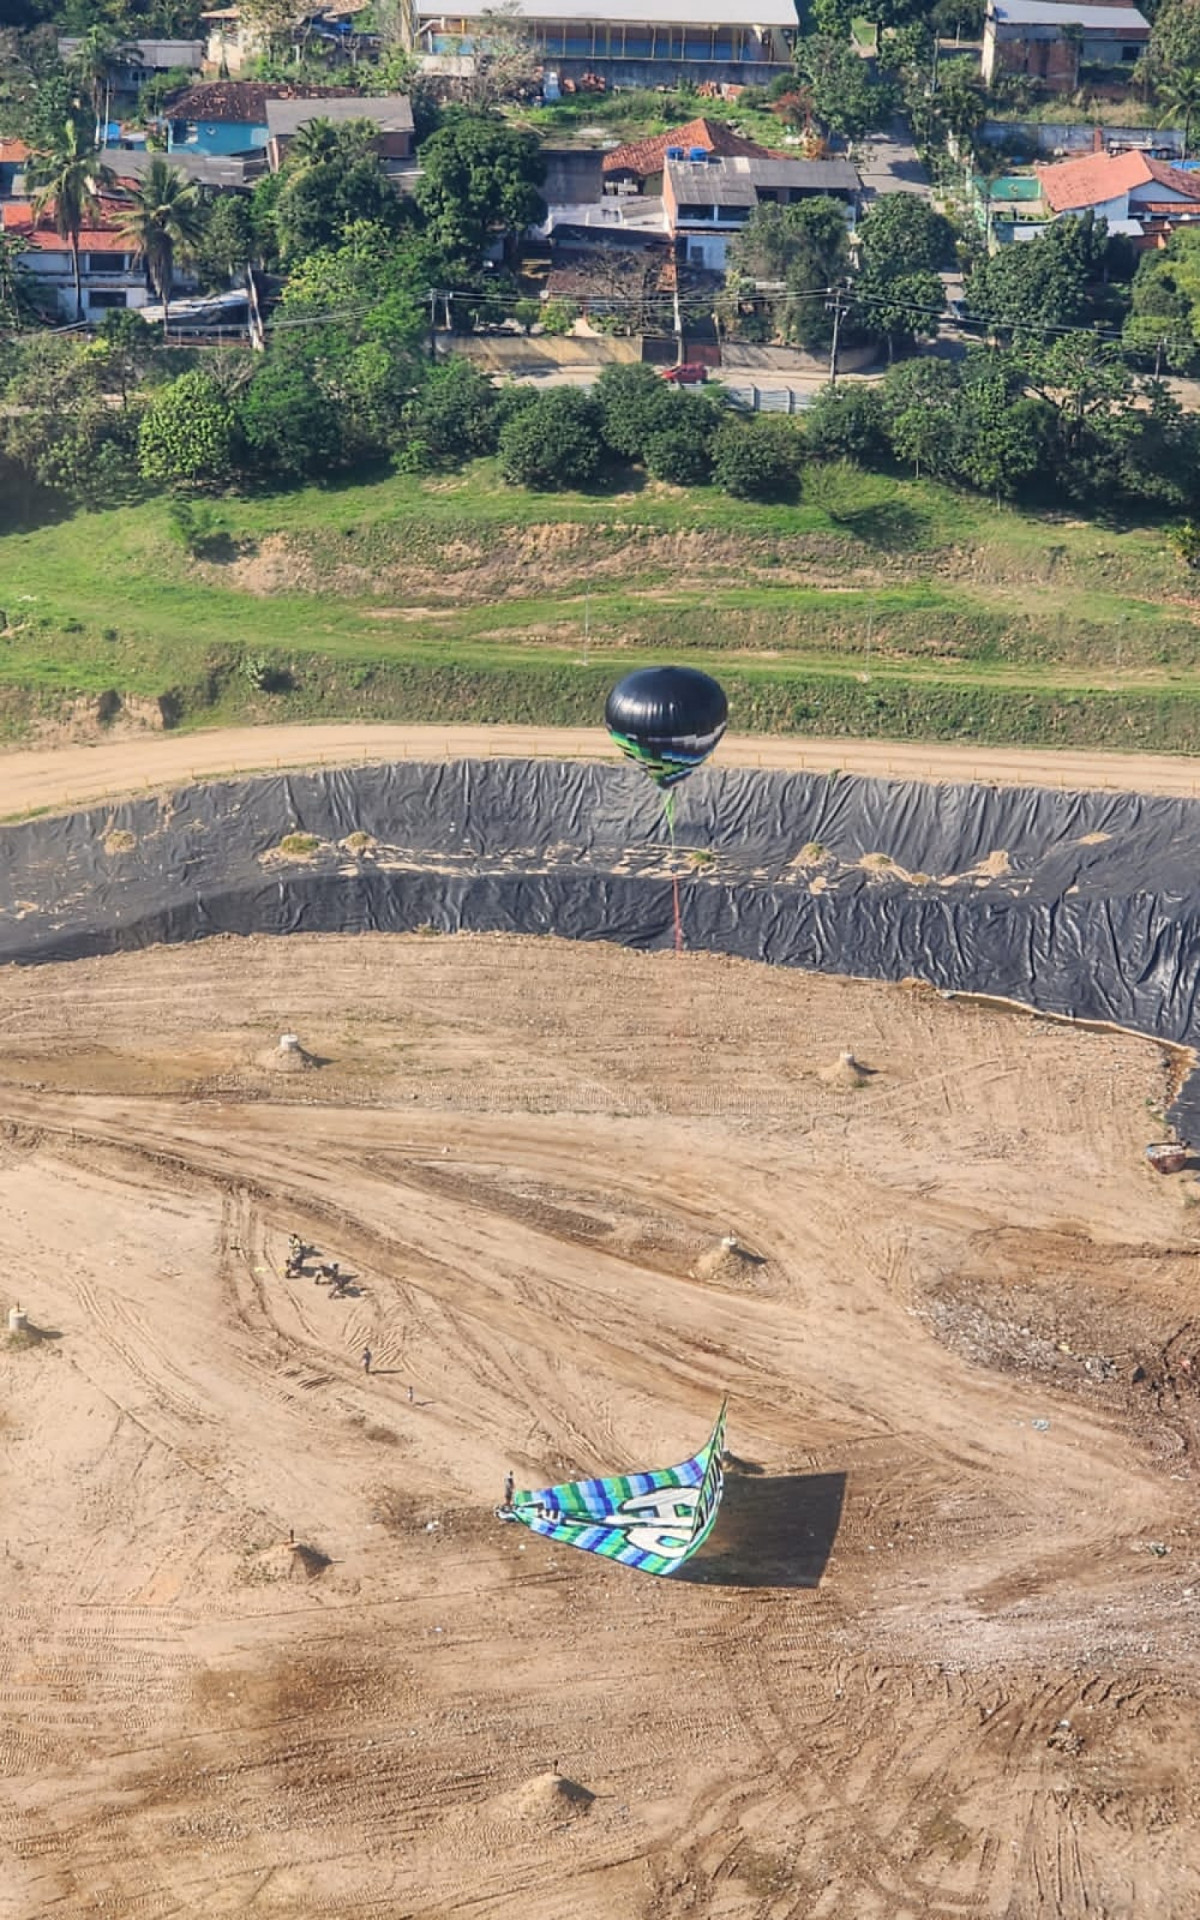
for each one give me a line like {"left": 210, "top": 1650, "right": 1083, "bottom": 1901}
{"left": 711, "top": 415, "right": 804, "bottom": 500}
{"left": 595, "top": 362, "right": 679, "bottom": 460}
{"left": 138, "top": 372, "right": 236, "bottom": 490}
{"left": 804, "top": 383, "right": 890, "bottom": 467}
{"left": 498, "top": 388, "right": 605, "bottom": 490}
{"left": 1168, "top": 519, "right": 1200, "bottom": 569}
{"left": 403, "top": 357, "right": 500, "bottom": 467}
{"left": 166, "top": 497, "right": 226, "bottom": 559}
{"left": 645, "top": 418, "right": 714, "bottom": 486}
{"left": 240, "top": 354, "right": 344, "bottom": 481}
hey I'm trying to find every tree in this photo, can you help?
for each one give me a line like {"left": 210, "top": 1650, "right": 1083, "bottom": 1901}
{"left": 951, "top": 356, "right": 1049, "bottom": 500}
{"left": 92, "top": 306, "right": 163, "bottom": 405}
{"left": 645, "top": 406, "right": 715, "bottom": 487}
{"left": 854, "top": 266, "right": 944, "bottom": 359}
{"left": 854, "top": 193, "right": 952, "bottom": 359}
{"left": 794, "top": 35, "right": 890, "bottom": 140}
{"left": 877, "top": 20, "right": 933, "bottom": 79}
{"left": 857, "top": 192, "right": 952, "bottom": 278}
{"left": 0, "top": 233, "right": 36, "bottom": 326}
{"left": 0, "top": 330, "right": 145, "bottom": 507}
{"left": 803, "top": 382, "right": 890, "bottom": 466}
{"left": 711, "top": 415, "right": 803, "bottom": 500}
{"left": 195, "top": 193, "right": 256, "bottom": 287}
{"left": 808, "top": 0, "right": 855, "bottom": 37}
{"left": 67, "top": 25, "right": 133, "bottom": 126}
{"left": 1157, "top": 68, "right": 1200, "bottom": 156}
{"left": 290, "top": 114, "right": 375, "bottom": 167}
{"left": 402, "top": 355, "right": 500, "bottom": 466}
{"left": 498, "top": 387, "right": 603, "bottom": 489}
{"left": 236, "top": 0, "right": 304, "bottom": 50}
{"left": 594, "top": 362, "right": 679, "bottom": 459}
{"left": 966, "top": 213, "right": 1105, "bottom": 336}
{"left": 461, "top": 2, "right": 540, "bottom": 107}
{"left": 240, "top": 347, "right": 343, "bottom": 479}
{"left": 929, "top": 0, "right": 985, "bottom": 40}
{"left": 728, "top": 197, "right": 851, "bottom": 352}
{"left": 1142, "top": 0, "right": 1200, "bottom": 86}
{"left": 928, "top": 66, "right": 987, "bottom": 147}
{"left": 415, "top": 111, "right": 546, "bottom": 264}
{"left": 116, "top": 157, "right": 205, "bottom": 329}
{"left": 274, "top": 128, "right": 406, "bottom": 261}
{"left": 26, "top": 113, "right": 115, "bottom": 321}
{"left": 272, "top": 224, "right": 429, "bottom": 463}
{"left": 138, "top": 369, "right": 236, "bottom": 488}
{"left": 880, "top": 356, "right": 961, "bottom": 478}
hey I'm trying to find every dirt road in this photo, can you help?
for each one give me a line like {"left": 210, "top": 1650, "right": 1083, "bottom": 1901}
{"left": 4, "top": 722, "right": 1200, "bottom": 821}
{"left": 3, "top": 932, "right": 1200, "bottom": 1917}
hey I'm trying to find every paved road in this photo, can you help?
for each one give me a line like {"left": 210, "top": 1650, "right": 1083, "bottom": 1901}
{"left": 5, "top": 724, "right": 1200, "bottom": 821}
{"left": 851, "top": 116, "right": 933, "bottom": 201}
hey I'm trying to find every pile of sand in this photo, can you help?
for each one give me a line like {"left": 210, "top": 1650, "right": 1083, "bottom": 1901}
{"left": 691, "top": 1234, "right": 767, "bottom": 1287}
{"left": 493, "top": 1773, "right": 594, "bottom": 1824}
{"left": 819, "top": 1050, "right": 870, "bottom": 1089}
{"left": 257, "top": 1034, "right": 320, "bottom": 1074}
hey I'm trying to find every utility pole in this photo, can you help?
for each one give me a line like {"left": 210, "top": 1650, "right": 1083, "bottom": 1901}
{"left": 828, "top": 284, "right": 844, "bottom": 385}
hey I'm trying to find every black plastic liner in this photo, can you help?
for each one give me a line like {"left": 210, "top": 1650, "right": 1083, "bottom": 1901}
{"left": 2, "top": 756, "right": 1197, "bottom": 1136}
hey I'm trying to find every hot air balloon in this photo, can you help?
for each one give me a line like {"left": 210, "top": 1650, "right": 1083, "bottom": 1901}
{"left": 605, "top": 665, "right": 728, "bottom": 953}
{"left": 604, "top": 665, "right": 728, "bottom": 795}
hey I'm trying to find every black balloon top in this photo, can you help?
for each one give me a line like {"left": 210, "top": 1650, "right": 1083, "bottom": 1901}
{"left": 604, "top": 666, "right": 729, "bottom": 761}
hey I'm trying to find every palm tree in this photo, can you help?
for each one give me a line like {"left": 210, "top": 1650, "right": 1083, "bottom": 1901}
{"left": 1158, "top": 68, "right": 1200, "bottom": 158}
{"left": 69, "top": 25, "right": 134, "bottom": 136}
{"left": 26, "top": 115, "right": 115, "bottom": 323}
{"left": 289, "top": 116, "right": 344, "bottom": 167}
{"left": 116, "top": 158, "right": 205, "bottom": 332}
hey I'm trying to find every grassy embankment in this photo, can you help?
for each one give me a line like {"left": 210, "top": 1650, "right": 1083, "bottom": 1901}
{"left": 2, "top": 457, "right": 1200, "bottom": 749}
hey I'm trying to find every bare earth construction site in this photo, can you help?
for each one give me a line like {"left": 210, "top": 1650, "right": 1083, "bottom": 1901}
{"left": 3, "top": 929, "right": 1200, "bottom": 1918}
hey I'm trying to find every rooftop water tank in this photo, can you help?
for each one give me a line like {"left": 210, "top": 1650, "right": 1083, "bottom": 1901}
{"left": 665, "top": 145, "right": 685, "bottom": 159}
{"left": 688, "top": 145, "right": 709, "bottom": 161}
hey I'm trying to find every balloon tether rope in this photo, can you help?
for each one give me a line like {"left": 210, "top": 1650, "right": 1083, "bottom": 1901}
{"left": 665, "top": 790, "right": 684, "bottom": 956}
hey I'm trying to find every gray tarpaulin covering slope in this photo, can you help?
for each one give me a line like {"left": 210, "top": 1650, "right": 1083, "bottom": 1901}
{"left": 3, "top": 756, "right": 1198, "bottom": 1136}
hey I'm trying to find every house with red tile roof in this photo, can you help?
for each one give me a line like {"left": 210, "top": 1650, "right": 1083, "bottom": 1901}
{"left": 3, "top": 198, "right": 198, "bottom": 322}
{"left": 602, "top": 115, "right": 779, "bottom": 190}
{"left": 1034, "top": 149, "right": 1200, "bottom": 226}
{"left": 164, "top": 81, "right": 357, "bottom": 157}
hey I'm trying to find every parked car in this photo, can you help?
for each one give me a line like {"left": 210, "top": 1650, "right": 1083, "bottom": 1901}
{"left": 660, "top": 363, "right": 708, "bottom": 384}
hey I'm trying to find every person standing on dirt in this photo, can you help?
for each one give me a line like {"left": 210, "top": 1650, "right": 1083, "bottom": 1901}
{"left": 362, "top": 1346, "right": 372, "bottom": 1375}
{"left": 503, "top": 1472, "right": 515, "bottom": 1510}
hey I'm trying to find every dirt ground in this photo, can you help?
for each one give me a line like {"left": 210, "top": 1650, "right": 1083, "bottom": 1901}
{"left": 5, "top": 723, "right": 1200, "bottom": 822}
{"left": 3, "top": 930, "right": 1200, "bottom": 1919}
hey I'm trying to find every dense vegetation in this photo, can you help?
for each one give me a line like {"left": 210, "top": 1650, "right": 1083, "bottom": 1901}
{"left": 5, "top": 0, "right": 1200, "bottom": 749}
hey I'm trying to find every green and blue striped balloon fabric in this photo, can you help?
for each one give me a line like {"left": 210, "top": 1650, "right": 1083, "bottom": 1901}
{"left": 507, "top": 1402, "right": 726, "bottom": 1576}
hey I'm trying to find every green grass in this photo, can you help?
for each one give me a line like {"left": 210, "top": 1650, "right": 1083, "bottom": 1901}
{"left": 2, "top": 457, "right": 1199, "bottom": 750}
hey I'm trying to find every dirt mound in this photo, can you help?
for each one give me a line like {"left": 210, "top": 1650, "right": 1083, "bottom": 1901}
{"left": 819, "top": 1049, "right": 871, "bottom": 1088}
{"left": 691, "top": 1234, "right": 767, "bottom": 1287}
{"left": 257, "top": 1034, "right": 320, "bottom": 1074}
{"left": 493, "top": 1772, "right": 594, "bottom": 1823}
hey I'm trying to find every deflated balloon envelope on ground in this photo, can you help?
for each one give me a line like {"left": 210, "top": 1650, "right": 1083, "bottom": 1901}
{"left": 497, "top": 1401, "right": 727, "bottom": 1577}
{"left": 604, "top": 666, "right": 729, "bottom": 793}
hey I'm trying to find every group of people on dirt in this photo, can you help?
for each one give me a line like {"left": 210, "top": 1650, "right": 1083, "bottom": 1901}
{"left": 285, "top": 1233, "right": 351, "bottom": 1297}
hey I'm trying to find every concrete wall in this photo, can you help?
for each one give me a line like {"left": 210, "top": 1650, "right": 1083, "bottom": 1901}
{"left": 435, "top": 331, "right": 642, "bottom": 370}
{"left": 980, "top": 118, "right": 1184, "bottom": 156}
{"left": 723, "top": 340, "right": 879, "bottom": 373}
{"left": 548, "top": 55, "right": 789, "bottom": 87}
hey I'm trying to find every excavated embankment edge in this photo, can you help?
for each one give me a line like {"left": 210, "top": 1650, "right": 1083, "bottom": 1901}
{"left": 4, "top": 756, "right": 1197, "bottom": 1138}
